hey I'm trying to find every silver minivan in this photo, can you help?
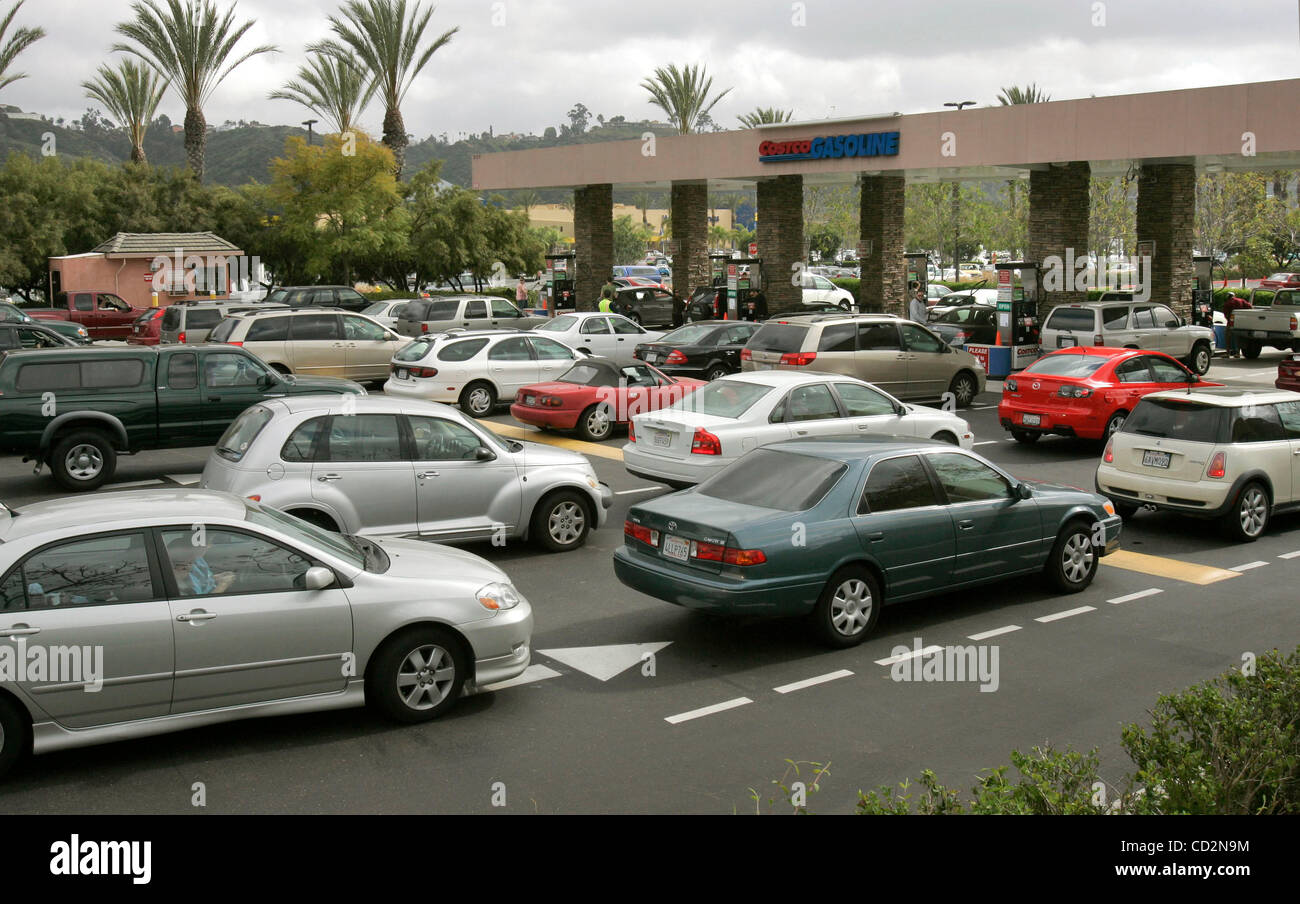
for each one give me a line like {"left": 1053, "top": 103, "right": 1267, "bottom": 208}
{"left": 160, "top": 302, "right": 288, "bottom": 345}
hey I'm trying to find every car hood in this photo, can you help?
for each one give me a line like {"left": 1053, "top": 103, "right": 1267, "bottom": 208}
{"left": 369, "top": 535, "right": 509, "bottom": 584}
{"left": 276, "top": 373, "right": 367, "bottom": 395}
{"left": 511, "top": 438, "right": 592, "bottom": 470}
{"left": 1022, "top": 477, "right": 1098, "bottom": 500}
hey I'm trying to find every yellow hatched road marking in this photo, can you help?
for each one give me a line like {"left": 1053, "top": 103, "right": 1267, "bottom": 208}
{"left": 489, "top": 422, "right": 626, "bottom": 461}
{"left": 1101, "top": 550, "right": 1239, "bottom": 585}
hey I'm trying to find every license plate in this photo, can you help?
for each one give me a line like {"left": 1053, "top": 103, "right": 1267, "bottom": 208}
{"left": 662, "top": 535, "right": 690, "bottom": 562}
{"left": 1142, "top": 449, "right": 1171, "bottom": 469}
{"left": 1058, "top": 336, "right": 1076, "bottom": 347}
{"left": 756, "top": 362, "right": 774, "bottom": 370}
{"left": 644, "top": 352, "right": 658, "bottom": 363}
{"left": 1252, "top": 330, "right": 1267, "bottom": 338}
{"left": 525, "top": 395, "right": 536, "bottom": 406}
{"left": 653, "top": 430, "right": 671, "bottom": 448}
{"left": 1021, "top": 413, "right": 1041, "bottom": 426}
{"left": 395, "top": 368, "right": 408, "bottom": 379}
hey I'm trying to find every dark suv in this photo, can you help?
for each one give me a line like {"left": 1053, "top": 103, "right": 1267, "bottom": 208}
{"left": 263, "top": 285, "right": 370, "bottom": 312}
{"left": 0, "top": 345, "right": 364, "bottom": 491}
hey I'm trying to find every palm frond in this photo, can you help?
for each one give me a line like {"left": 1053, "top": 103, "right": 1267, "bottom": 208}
{"left": 270, "top": 48, "right": 376, "bottom": 134}
{"left": 640, "top": 63, "right": 732, "bottom": 134}
{"left": 0, "top": 0, "right": 46, "bottom": 94}
{"left": 82, "top": 57, "right": 168, "bottom": 157}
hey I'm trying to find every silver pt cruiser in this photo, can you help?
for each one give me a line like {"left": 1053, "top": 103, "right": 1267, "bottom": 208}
{"left": 0, "top": 490, "right": 532, "bottom": 777}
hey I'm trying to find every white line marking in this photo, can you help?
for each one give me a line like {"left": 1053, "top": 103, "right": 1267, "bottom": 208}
{"left": 1229, "top": 561, "right": 1268, "bottom": 571}
{"left": 165, "top": 473, "right": 203, "bottom": 486}
{"left": 969, "top": 404, "right": 994, "bottom": 409}
{"left": 967, "top": 625, "right": 1021, "bottom": 641}
{"left": 477, "top": 664, "right": 562, "bottom": 693}
{"left": 665, "top": 697, "right": 752, "bottom": 724}
{"left": 973, "top": 441, "right": 999, "bottom": 447}
{"left": 108, "top": 479, "right": 165, "bottom": 489}
{"left": 615, "top": 486, "right": 664, "bottom": 495}
{"left": 773, "top": 670, "right": 854, "bottom": 694}
{"left": 1278, "top": 550, "right": 1300, "bottom": 560}
{"left": 1035, "top": 606, "right": 1096, "bottom": 623}
{"left": 1108, "top": 588, "right": 1163, "bottom": 605}
{"left": 875, "top": 645, "right": 944, "bottom": 666}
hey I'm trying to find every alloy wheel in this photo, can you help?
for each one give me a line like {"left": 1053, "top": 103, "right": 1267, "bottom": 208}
{"left": 585, "top": 407, "right": 611, "bottom": 439}
{"left": 65, "top": 444, "right": 104, "bottom": 481}
{"left": 548, "top": 501, "right": 586, "bottom": 546}
{"left": 830, "top": 578, "right": 873, "bottom": 636}
{"left": 396, "top": 644, "right": 457, "bottom": 711}
{"left": 1240, "top": 487, "right": 1268, "bottom": 537}
{"left": 1061, "top": 532, "right": 1095, "bottom": 584}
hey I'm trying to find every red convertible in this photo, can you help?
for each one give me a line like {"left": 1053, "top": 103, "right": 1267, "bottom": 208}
{"left": 512, "top": 357, "right": 704, "bottom": 441}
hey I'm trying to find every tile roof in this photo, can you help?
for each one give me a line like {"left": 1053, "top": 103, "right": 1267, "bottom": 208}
{"left": 90, "top": 233, "right": 244, "bottom": 255}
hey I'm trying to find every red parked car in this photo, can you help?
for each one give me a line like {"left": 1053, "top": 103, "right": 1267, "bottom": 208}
{"left": 1276, "top": 354, "right": 1300, "bottom": 391}
{"left": 126, "top": 307, "right": 165, "bottom": 345}
{"left": 511, "top": 356, "right": 704, "bottom": 441}
{"left": 998, "top": 347, "right": 1221, "bottom": 443}
{"left": 1259, "top": 272, "right": 1300, "bottom": 290}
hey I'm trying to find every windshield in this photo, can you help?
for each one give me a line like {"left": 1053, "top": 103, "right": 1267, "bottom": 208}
{"left": 536, "top": 315, "right": 578, "bottom": 333}
{"left": 215, "top": 405, "right": 273, "bottom": 461}
{"left": 658, "top": 323, "right": 718, "bottom": 345}
{"left": 698, "top": 449, "right": 846, "bottom": 512}
{"left": 244, "top": 501, "right": 370, "bottom": 571}
{"left": 669, "top": 380, "right": 770, "bottom": 418}
{"left": 1023, "top": 353, "right": 1109, "bottom": 378}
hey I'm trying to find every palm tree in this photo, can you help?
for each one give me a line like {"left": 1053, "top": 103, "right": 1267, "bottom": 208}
{"left": 737, "top": 106, "right": 792, "bottom": 128}
{"left": 82, "top": 58, "right": 168, "bottom": 164}
{"left": 630, "top": 191, "right": 651, "bottom": 226}
{"left": 269, "top": 50, "right": 375, "bottom": 134}
{"left": 113, "top": 0, "right": 276, "bottom": 182}
{"left": 0, "top": 0, "right": 45, "bottom": 96}
{"left": 996, "top": 84, "right": 1051, "bottom": 105}
{"left": 316, "top": 0, "right": 458, "bottom": 179}
{"left": 640, "top": 63, "right": 732, "bottom": 134}
{"left": 514, "top": 189, "right": 540, "bottom": 218}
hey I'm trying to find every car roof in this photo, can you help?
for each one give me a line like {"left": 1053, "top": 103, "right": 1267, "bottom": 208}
{"left": 265, "top": 393, "right": 465, "bottom": 418}
{"left": 765, "top": 313, "right": 900, "bottom": 325}
{"left": 1144, "top": 387, "right": 1300, "bottom": 406}
{"left": 721, "top": 371, "right": 857, "bottom": 387}
{"left": 763, "top": 435, "right": 955, "bottom": 462}
{"left": 1035, "top": 346, "right": 1136, "bottom": 360}
{"left": 0, "top": 489, "right": 248, "bottom": 544}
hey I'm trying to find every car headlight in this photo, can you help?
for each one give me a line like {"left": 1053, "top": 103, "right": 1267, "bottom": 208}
{"left": 477, "top": 581, "right": 523, "bottom": 611}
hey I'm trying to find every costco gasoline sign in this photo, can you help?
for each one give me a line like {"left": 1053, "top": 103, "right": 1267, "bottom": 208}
{"left": 758, "top": 131, "right": 900, "bottom": 162}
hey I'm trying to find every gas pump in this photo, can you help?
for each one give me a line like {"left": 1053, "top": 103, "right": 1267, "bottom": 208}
{"left": 544, "top": 252, "right": 575, "bottom": 313}
{"left": 726, "top": 257, "right": 763, "bottom": 320}
{"left": 1192, "top": 255, "right": 1215, "bottom": 329}
{"left": 904, "top": 252, "right": 930, "bottom": 303}
{"left": 967, "top": 261, "right": 1041, "bottom": 378}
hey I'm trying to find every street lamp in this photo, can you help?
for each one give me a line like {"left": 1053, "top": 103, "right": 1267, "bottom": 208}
{"left": 302, "top": 118, "right": 318, "bottom": 146}
{"left": 942, "top": 102, "right": 976, "bottom": 281}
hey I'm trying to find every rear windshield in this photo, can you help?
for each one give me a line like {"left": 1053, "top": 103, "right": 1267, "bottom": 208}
{"left": 670, "top": 380, "right": 770, "bottom": 418}
{"left": 1023, "top": 353, "right": 1109, "bottom": 378}
{"left": 698, "top": 449, "right": 846, "bottom": 512}
{"left": 536, "top": 315, "right": 578, "bottom": 333}
{"left": 215, "top": 405, "right": 274, "bottom": 462}
{"left": 658, "top": 323, "right": 718, "bottom": 345}
{"left": 1121, "top": 398, "right": 1226, "bottom": 444}
{"left": 1044, "top": 308, "right": 1095, "bottom": 331}
{"left": 559, "top": 363, "right": 615, "bottom": 386}
{"left": 208, "top": 319, "right": 239, "bottom": 343}
{"left": 394, "top": 338, "right": 436, "bottom": 362}
{"left": 747, "top": 323, "right": 809, "bottom": 354}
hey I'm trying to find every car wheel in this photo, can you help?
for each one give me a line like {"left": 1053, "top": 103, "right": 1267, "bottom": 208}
{"left": 531, "top": 490, "right": 592, "bottom": 552}
{"left": 1011, "top": 429, "right": 1040, "bottom": 445}
{"left": 1188, "top": 342, "right": 1212, "bottom": 376}
{"left": 50, "top": 429, "right": 116, "bottom": 491}
{"left": 0, "top": 695, "right": 30, "bottom": 780}
{"left": 809, "top": 566, "right": 881, "bottom": 648}
{"left": 577, "top": 403, "right": 613, "bottom": 442}
{"left": 1242, "top": 340, "right": 1261, "bottom": 360}
{"left": 1222, "top": 481, "right": 1269, "bottom": 542}
{"left": 629, "top": 312, "right": 642, "bottom": 325}
{"left": 947, "top": 372, "right": 977, "bottom": 409}
{"left": 1104, "top": 410, "right": 1128, "bottom": 438}
{"left": 458, "top": 381, "right": 497, "bottom": 418}
{"left": 1113, "top": 500, "right": 1140, "bottom": 521}
{"left": 1043, "top": 519, "right": 1098, "bottom": 593}
{"left": 366, "top": 626, "right": 467, "bottom": 724}
{"left": 705, "top": 365, "right": 729, "bottom": 382}
{"left": 838, "top": 299, "right": 852, "bottom": 311}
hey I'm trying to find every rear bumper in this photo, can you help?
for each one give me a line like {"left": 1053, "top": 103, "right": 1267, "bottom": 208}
{"left": 622, "top": 445, "right": 731, "bottom": 486}
{"left": 509, "top": 403, "right": 581, "bottom": 430}
{"left": 382, "top": 378, "right": 456, "bottom": 403}
{"left": 612, "top": 546, "right": 821, "bottom": 615}
{"left": 1096, "top": 465, "right": 1235, "bottom": 518}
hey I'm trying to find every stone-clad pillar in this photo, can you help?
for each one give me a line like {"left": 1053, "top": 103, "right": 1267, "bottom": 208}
{"left": 574, "top": 183, "right": 613, "bottom": 311}
{"left": 1136, "top": 163, "right": 1196, "bottom": 319}
{"left": 757, "top": 174, "right": 804, "bottom": 317}
{"left": 1028, "top": 162, "right": 1091, "bottom": 321}
{"left": 859, "top": 173, "right": 906, "bottom": 314}
{"left": 669, "top": 181, "right": 709, "bottom": 299}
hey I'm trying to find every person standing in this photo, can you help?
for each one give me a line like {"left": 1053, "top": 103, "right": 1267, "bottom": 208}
{"left": 602, "top": 275, "right": 619, "bottom": 301}
{"left": 516, "top": 277, "right": 528, "bottom": 308}
{"left": 598, "top": 289, "right": 614, "bottom": 313}
{"left": 1223, "top": 293, "right": 1253, "bottom": 358}
{"left": 907, "top": 281, "right": 927, "bottom": 323}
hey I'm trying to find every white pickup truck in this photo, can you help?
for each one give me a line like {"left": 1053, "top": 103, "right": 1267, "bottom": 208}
{"left": 1229, "top": 289, "right": 1300, "bottom": 358}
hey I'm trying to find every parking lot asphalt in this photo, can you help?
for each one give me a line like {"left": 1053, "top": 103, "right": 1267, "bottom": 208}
{"left": 1, "top": 350, "right": 1298, "bottom": 813}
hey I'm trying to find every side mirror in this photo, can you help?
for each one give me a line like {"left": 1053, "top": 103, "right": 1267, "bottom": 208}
{"left": 303, "top": 566, "right": 335, "bottom": 591}
{"left": 1015, "top": 482, "right": 1033, "bottom": 500}
{"left": 475, "top": 446, "right": 497, "bottom": 461}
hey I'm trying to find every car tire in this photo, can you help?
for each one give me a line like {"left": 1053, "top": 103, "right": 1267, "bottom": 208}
{"left": 1043, "top": 519, "right": 1099, "bottom": 593}
{"left": 0, "top": 694, "right": 30, "bottom": 780}
{"left": 1221, "top": 481, "right": 1270, "bottom": 542}
{"left": 49, "top": 429, "right": 116, "bottom": 491}
{"left": 1187, "top": 342, "right": 1212, "bottom": 376}
{"left": 629, "top": 312, "right": 642, "bottom": 325}
{"left": 1104, "top": 410, "right": 1128, "bottom": 438}
{"left": 1113, "top": 500, "right": 1140, "bottom": 521}
{"left": 1011, "top": 429, "right": 1040, "bottom": 445}
{"left": 531, "top": 490, "right": 592, "bottom": 552}
{"left": 459, "top": 381, "right": 497, "bottom": 418}
{"left": 577, "top": 403, "right": 614, "bottom": 442}
{"left": 705, "top": 365, "right": 729, "bottom": 382}
{"left": 366, "top": 626, "right": 467, "bottom": 724}
{"left": 1242, "top": 340, "right": 1261, "bottom": 360}
{"left": 838, "top": 300, "right": 852, "bottom": 311}
{"left": 932, "top": 431, "right": 959, "bottom": 445}
{"left": 809, "top": 566, "right": 881, "bottom": 648}
{"left": 947, "top": 372, "right": 978, "bottom": 409}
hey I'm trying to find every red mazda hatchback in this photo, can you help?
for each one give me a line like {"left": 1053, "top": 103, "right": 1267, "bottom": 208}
{"left": 998, "top": 347, "right": 1221, "bottom": 443}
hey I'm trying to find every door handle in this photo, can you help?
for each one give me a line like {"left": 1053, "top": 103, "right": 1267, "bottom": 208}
{"left": 176, "top": 611, "right": 217, "bottom": 623}
{"left": 796, "top": 429, "right": 809, "bottom": 435}
{"left": 958, "top": 520, "right": 975, "bottom": 531}
{"left": 3, "top": 625, "right": 40, "bottom": 637}
{"left": 1293, "top": 449, "right": 1300, "bottom": 456}
{"left": 316, "top": 473, "right": 343, "bottom": 481}
{"left": 416, "top": 471, "right": 440, "bottom": 479}
{"left": 867, "top": 531, "right": 884, "bottom": 542}
{"left": 207, "top": 396, "right": 222, "bottom": 402}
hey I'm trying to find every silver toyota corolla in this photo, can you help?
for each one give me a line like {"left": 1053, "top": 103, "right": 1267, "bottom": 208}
{"left": 0, "top": 490, "right": 532, "bottom": 777}
{"left": 200, "top": 395, "right": 614, "bottom": 552}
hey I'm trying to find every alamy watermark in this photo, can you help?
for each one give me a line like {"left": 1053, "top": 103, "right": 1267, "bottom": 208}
{"left": 889, "top": 637, "right": 1000, "bottom": 692}
{"left": 1040, "top": 249, "right": 1151, "bottom": 301}
{"left": 0, "top": 638, "right": 104, "bottom": 692}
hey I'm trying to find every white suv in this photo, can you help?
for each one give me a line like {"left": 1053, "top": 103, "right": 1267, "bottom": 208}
{"left": 1041, "top": 301, "right": 1215, "bottom": 375}
{"left": 1096, "top": 387, "right": 1300, "bottom": 541}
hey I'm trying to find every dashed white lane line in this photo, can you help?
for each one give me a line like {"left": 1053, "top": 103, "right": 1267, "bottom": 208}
{"left": 1279, "top": 550, "right": 1300, "bottom": 560}
{"left": 875, "top": 645, "right": 944, "bottom": 666}
{"left": 1230, "top": 561, "right": 1268, "bottom": 571}
{"left": 665, "top": 697, "right": 752, "bottom": 725}
{"left": 773, "top": 670, "right": 854, "bottom": 694}
{"left": 1035, "top": 606, "right": 1096, "bottom": 623}
{"left": 968, "top": 625, "right": 1021, "bottom": 641}
{"left": 615, "top": 486, "right": 664, "bottom": 495}
{"left": 1109, "top": 588, "right": 1163, "bottom": 605}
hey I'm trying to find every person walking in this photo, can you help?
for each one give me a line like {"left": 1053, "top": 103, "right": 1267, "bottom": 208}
{"left": 907, "top": 281, "right": 927, "bottom": 323}
{"left": 516, "top": 277, "right": 528, "bottom": 308}
{"left": 1223, "top": 292, "right": 1253, "bottom": 357}
{"left": 597, "top": 288, "right": 614, "bottom": 313}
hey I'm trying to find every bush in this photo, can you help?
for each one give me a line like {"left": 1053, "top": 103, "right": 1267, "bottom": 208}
{"left": 361, "top": 286, "right": 520, "bottom": 302}
{"left": 856, "top": 647, "right": 1300, "bottom": 815}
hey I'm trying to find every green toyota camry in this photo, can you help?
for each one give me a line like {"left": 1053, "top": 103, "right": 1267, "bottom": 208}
{"left": 613, "top": 437, "right": 1122, "bottom": 647}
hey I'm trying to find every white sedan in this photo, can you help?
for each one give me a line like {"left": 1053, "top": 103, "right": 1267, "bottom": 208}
{"left": 359, "top": 298, "right": 416, "bottom": 328}
{"left": 532, "top": 312, "right": 663, "bottom": 366}
{"left": 623, "top": 371, "right": 975, "bottom": 487}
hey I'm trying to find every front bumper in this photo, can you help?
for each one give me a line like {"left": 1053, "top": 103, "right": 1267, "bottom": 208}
{"left": 460, "top": 600, "right": 533, "bottom": 690}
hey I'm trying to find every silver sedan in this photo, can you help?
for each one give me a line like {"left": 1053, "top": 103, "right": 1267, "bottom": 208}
{"left": 0, "top": 490, "right": 532, "bottom": 777}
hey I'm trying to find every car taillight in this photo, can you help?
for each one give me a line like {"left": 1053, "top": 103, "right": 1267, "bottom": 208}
{"left": 690, "top": 428, "right": 721, "bottom": 455}
{"left": 178, "top": 331, "right": 186, "bottom": 344}
{"left": 413, "top": 366, "right": 438, "bottom": 378}
{"left": 1103, "top": 438, "right": 1114, "bottom": 463}
{"left": 539, "top": 395, "right": 563, "bottom": 408}
{"left": 1207, "top": 451, "right": 1226, "bottom": 479}
{"left": 1057, "top": 384, "right": 1092, "bottom": 399}
{"left": 628, "top": 420, "right": 636, "bottom": 442}
{"left": 779, "top": 351, "right": 817, "bottom": 366}
{"left": 1093, "top": 334, "right": 1103, "bottom": 345}
{"left": 690, "top": 540, "right": 767, "bottom": 566}
{"left": 1006, "top": 378, "right": 1018, "bottom": 392}
{"left": 420, "top": 323, "right": 428, "bottom": 333}
{"left": 665, "top": 349, "right": 687, "bottom": 365}
{"left": 624, "top": 521, "right": 659, "bottom": 546}
{"left": 740, "top": 348, "right": 752, "bottom": 361}
{"left": 1291, "top": 315, "right": 1297, "bottom": 331}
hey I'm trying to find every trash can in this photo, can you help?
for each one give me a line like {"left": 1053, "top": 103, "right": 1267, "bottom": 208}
{"left": 1214, "top": 324, "right": 1226, "bottom": 350}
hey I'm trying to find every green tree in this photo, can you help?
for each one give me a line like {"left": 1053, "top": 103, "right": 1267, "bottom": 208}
{"left": 113, "top": 0, "right": 276, "bottom": 182}
{"left": 0, "top": 154, "right": 94, "bottom": 299}
{"left": 317, "top": 0, "right": 459, "bottom": 180}
{"left": 269, "top": 50, "right": 376, "bottom": 135}
{"left": 82, "top": 58, "right": 169, "bottom": 164}
{"left": 1195, "top": 172, "right": 1268, "bottom": 274}
{"left": 640, "top": 63, "right": 732, "bottom": 134}
{"left": 612, "top": 215, "right": 650, "bottom": 265}
{"left": 0, "top": 0, "right": 44, "bottom": 96}
{"left": 1089, "top": 174, "right": 1136, "bottom": 271}
{"left": 737, "top": 106, "right": 792, "bottom": 128}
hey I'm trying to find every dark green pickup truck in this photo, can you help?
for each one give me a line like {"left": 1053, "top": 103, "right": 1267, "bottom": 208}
{"left": 0, "top": 344, "right": 364, "bottom": 490}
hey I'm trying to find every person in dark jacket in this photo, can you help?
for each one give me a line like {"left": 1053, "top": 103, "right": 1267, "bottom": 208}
{"left": 1223, "top": 293, "right": 1253, "bottom": 357}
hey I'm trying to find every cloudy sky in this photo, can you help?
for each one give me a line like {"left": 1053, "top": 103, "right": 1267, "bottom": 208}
{"left": 8, "top": 0, "right": 1300, "bottom": 139}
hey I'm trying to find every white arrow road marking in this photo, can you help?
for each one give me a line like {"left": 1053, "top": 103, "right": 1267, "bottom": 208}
{"left": 665, "top": 697, "right": 751, "bottom": 725}
{"left": 537, "top": 642, "right": 672, "bottom": 681}
{"left": 477, "top": 664, "right": 562, "bottom": 694}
